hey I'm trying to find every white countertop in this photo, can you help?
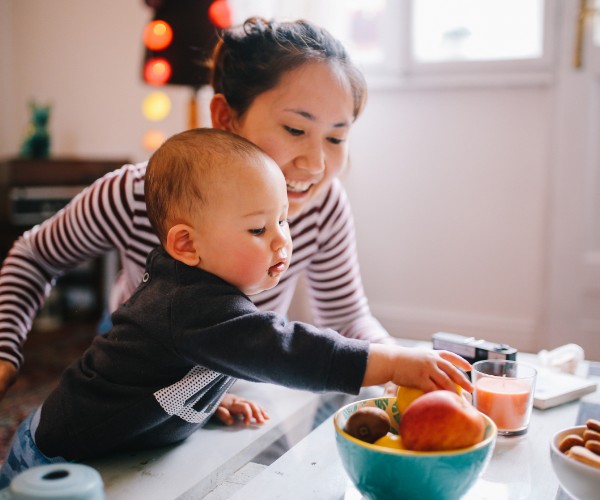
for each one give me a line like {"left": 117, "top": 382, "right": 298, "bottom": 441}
{"left": 86, "top": 380, "right": 320, "bottom": 500}
{"left": 232, "top": 357, "right": 600, "bottom": 500}
{"left": 83, "top": 348, "right": 599, "bottom": 499}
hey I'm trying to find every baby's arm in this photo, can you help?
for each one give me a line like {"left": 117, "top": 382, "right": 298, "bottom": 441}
{"left": 363, "top": 344, "right": 473, "bottom": 393}
{"left": 215, "top": 393, "right": 270, "bottom": 426}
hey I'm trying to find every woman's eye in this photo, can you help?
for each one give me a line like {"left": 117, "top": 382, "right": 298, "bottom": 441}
{"left": 327, "top": 137, "right": 344, "bottom": 145}
{"left": 284, "top": 125, "right": 304, "bottom": 137}
{"left": 249, "top": 227, "right": 266, "bottom": 236}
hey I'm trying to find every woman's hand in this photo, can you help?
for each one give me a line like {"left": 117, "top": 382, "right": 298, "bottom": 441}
{"left": 214, "top": 393, "right": 270, "bottom": 426}
{"left": 0, "top": 360, "right": 17, "bottom": 401}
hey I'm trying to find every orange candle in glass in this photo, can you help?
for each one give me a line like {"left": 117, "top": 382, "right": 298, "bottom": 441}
{"left": 475, "top": 377, "right": 531, "bottom": 430}
{"left": 472, "top": 360, "right": 537, "bottom": 437}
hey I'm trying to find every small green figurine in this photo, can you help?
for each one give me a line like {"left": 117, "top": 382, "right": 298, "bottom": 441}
{"left": 20, "top": 101, "right": 51, "bottom": 159}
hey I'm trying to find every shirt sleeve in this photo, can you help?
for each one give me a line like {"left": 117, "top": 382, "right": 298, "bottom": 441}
{"left": 305, "top": 180, "right": 395, "bottom": 344}
{"left": 171, "top": 290, "right": 370, "bottom": 395}
{"left": 0, "top": 164, "right": 137, "bottom": 369}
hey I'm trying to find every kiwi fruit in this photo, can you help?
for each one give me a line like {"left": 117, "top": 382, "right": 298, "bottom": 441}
{"left": 344, "top": 407, "right": 391, "bottom": 443}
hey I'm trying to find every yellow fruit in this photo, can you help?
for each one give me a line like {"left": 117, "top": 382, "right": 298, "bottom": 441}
{"left": 396, "top": 386, "right": 425, "bottom": 414}
{"left": 397, "top": 384, "right": 465, "bottom": 414}
{"left": 374, "top": 432, "right": 405, "bottom": 449}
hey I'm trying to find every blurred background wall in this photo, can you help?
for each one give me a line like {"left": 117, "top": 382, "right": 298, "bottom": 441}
{"left": 1, "top": 0, "right": 594, "bottom": 358}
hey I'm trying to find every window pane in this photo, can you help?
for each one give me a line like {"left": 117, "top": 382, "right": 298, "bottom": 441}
{"left": 228, "top": 0, "right": 388, "bottom": 67}
{"left": 412, "top": 0, "right": 544, "bottom": 63}
{"left": 595, "top": 0, "right": 600, "bottom": 47}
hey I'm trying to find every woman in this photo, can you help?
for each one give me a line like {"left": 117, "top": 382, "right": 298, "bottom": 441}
{"left": 0, "top": 18, "right": 395, "bottom": 406}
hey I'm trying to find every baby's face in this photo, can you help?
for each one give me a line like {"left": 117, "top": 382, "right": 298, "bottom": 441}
{"left": 193, "top": 155, "right": 293, "bottom": 295}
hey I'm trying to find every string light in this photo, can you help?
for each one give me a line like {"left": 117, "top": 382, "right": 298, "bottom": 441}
{"left": 208, "top": 0, "right": 232, "bottom": 29}
{"left": 142, "top": 129, "right": 167, "bottom": 151}
{"left": 143, "top": 58, "right": 172, "bottom": 86}
{"left": 142, "top": 91, "right": 171, "bottom": 121}
{"left": 143, "top": 20, "right": 173, "bottom": 51}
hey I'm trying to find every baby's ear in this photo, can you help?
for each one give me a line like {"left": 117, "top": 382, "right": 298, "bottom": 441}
{"left": 165, "top": 224, "right": 201, "bottom": 267}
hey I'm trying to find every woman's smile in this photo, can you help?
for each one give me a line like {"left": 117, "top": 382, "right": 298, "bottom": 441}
{"left": 286, "top": 179, "right": 315, "bottom": 194}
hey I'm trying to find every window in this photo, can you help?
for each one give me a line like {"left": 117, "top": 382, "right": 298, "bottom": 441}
{"left": 228, "top": 0, "right": 552, "bottom": 87}
{"left": 412, "top": 0, "right": 544, "bottom": 63}
{"left": 595, "top": 0, "right": 600, "bottom": 47}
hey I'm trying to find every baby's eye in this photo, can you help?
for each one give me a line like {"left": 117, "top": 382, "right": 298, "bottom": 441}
{"left": 279, "top": 218, "right": 289, "bottom": 227}
{"left": 249, "top": 227, "right": 266, "bottom": 236}
{"left": 284, "top": 125, "right": 304, "bottom": 137}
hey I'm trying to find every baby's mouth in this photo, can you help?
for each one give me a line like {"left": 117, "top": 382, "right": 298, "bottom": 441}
{"left": 286, "top": 179, "right": 314, "bottom": 194}
{"left": 268, "top": 261, "right": 287, "bottom": 277}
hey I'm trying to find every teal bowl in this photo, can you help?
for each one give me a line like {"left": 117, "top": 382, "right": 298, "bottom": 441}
{"left": 334, "top": 397, "right": 497, "bottom": 500}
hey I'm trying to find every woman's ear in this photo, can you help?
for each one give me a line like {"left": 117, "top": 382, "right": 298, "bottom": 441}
{"left": 210, "top": 93, "right": 235, "bottom": 131}
{"left": 165, "top": 224, "right": 201, "bottom": 267}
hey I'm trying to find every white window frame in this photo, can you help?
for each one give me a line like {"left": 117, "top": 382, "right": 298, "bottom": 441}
{"left": 364, "top": 0, "right": 556, "bottom": 90}
{"left": 229, "top": 0, "right": 557, "bottom": 89}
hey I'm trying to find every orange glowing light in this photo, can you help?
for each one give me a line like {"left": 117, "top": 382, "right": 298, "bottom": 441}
{"left": 142, "top": 129, "right": 167, "bottom": 152}
{"left": 208, "top": 0, "right": 232, "bottom": 29}
{"left": 143, "top": 20, "right": 173, "bottom": 51}
{"left": 144, "top": 58, "right": 172, "bottom": 85}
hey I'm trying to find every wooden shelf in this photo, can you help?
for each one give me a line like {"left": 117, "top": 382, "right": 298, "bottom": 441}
{"left": 0, "top": 158, "right": 129, "bottom": 187}
{"left": 0, "top": 157, "right": 129, "bottom": 325}
{"left": 0, "top": 157, "right": 129, "bottom": 254}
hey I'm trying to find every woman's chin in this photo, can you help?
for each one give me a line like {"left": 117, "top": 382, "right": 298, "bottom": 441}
{"left": 287, "top": 192, "right": 311, "bottom": 217}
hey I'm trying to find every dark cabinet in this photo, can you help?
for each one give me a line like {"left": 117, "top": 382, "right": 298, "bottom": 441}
{"left": 0, "top": 158, "right": 129, "bottom": 326}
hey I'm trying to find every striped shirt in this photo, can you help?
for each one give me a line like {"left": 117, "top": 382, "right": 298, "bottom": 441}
{"left": 0, "top": 162, "right": 391, "bottom": 369}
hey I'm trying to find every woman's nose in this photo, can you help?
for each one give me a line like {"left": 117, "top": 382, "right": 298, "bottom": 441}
{"left": 296, "top": 141, "right": 325, "bottom": 173}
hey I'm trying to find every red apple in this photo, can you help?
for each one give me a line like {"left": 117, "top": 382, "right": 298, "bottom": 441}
{"left": 399, "top": 390, "right": 485, "bottom": 451}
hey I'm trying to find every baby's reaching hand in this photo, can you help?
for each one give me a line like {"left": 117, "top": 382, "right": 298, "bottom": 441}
{"left": 391, "top": 348, "right": 473, "bottom": 393}
{"left": 364, "top": 345, "right": 473, "bottom": 394}
{"left": 215, "top": 393, "right": 270, "bottom": 426}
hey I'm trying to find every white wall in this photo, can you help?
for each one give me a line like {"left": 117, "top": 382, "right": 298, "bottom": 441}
{"left": 0, "top": 0, "right": 204, "bottom": 162}
{"left": 347, "top": 87, "right": 550, "bottom": 352}
{"left": 0, "top": 0, "right": 563, "bottom": 355}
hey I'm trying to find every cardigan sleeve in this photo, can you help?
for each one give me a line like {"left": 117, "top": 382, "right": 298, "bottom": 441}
{"left": 170, "top": 288, "right": 370, "bottom": 395}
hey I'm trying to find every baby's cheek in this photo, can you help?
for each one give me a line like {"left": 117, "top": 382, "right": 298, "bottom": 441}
{"left": 230, "top": 256, "right": 265, "bottom": 285}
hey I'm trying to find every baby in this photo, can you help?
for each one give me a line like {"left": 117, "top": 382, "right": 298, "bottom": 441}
{"left": 0, "top": 129, "right": 471, "bottom": 486}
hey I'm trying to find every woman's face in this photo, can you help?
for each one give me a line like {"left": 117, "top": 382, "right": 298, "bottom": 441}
{"left": 225, "top": 62, "right": 356, "bottom": 218}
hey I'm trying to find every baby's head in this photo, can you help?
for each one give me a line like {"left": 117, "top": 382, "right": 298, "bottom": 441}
{"left": 146, "top": 128, "right": 292, "bottom": 295}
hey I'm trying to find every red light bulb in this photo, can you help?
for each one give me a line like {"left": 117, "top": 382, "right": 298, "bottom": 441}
{"left": 143, "top": 20, "right": 173, "bottom": 51}
{"left": 144, "top": 58, "right": 172, "bottom": 85}
{"left": 208, "top": 0, "right": 232, "bottom": 29}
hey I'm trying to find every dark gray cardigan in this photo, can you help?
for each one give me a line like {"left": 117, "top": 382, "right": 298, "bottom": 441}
{"left": 35, "top": 247, "right": 369, "bottom": 461}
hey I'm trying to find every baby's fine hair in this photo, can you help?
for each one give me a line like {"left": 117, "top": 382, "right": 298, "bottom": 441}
{"left": 210, "top": 17, "right": 367, "bottom": 120}
{"left": 145, "top": 128, "right": 266, "bottom": 243}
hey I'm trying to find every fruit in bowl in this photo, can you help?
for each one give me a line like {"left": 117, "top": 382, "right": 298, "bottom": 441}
{"left": 550, "top": 420, "right": 600, "bottom": 500}
{"left": 334, "top": 396, "right": 497, "bottom": 500}
{"left": 400, "top": 390, "right": 486, "bottom": 451}
{"left": 344, "top": 406, "right": 391, "bottom": 443}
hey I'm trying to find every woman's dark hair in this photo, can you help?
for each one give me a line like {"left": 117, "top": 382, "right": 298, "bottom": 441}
{"left": 209, "top": 17, "right": 367, "bottom": 120}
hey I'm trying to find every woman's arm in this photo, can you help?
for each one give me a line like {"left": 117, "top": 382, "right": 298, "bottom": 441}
{"left": 0, "top": 163, "right": 144, "bottom": 387}
{"left": 305, "top": 180, "right": 393, "bottom": 343}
